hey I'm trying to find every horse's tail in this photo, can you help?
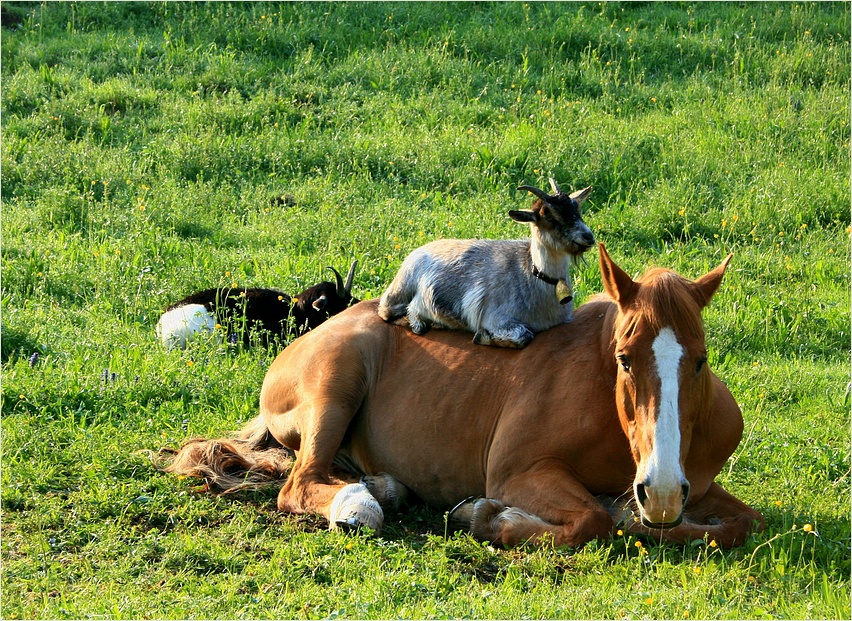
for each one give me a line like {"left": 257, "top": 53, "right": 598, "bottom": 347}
{"left": 151, "top": 415, "right": 294, "bottom": 493}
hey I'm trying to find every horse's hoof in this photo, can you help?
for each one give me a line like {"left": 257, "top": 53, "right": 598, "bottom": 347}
{"left": 361, "top": 473, "right": 409, "bottom": 512}
{"left": 448, "top": 496, "right": 478, "bottom": 529}
{"left": 328, "top": 483, "right": 384, "bottom": 534}
{"left": 448, "top": 497, "right": 507, "bottom": 539}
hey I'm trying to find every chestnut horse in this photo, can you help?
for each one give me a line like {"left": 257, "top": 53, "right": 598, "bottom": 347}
{"left": 162, "top": 244, "right": 764, "bottom": 547}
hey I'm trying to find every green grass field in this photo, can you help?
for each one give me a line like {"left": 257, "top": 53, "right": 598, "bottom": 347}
{"left": 1, "top": 1, "right": 849, "bottom": 618}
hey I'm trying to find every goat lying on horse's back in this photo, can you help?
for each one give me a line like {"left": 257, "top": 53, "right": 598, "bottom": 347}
{"left": 156, "top": 261, "right": 358, "bottom": 349}
{"left": 377, "top": 179, "right": 594, "bottom": 348}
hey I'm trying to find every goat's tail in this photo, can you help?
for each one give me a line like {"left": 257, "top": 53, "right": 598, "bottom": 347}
{"left": 150, "top": 415, "right": 294, "bottom": 493}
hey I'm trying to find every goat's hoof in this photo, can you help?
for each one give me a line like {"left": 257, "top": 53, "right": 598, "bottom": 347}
{"left": 410, "top": 321, "right": 431, "bottom": 335}
{"left": 328, "top": 483, "right": 384, "bottom": 534}
{"left": 491, "top": 337, "right": 532, "bottom": 349}
{"left": 473, "top": 330, "right": 492, "bottom": 346}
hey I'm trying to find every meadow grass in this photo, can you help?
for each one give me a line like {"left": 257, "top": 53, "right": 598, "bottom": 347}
{"left": 1, "top": 1, "right": 849, "bottom": 618}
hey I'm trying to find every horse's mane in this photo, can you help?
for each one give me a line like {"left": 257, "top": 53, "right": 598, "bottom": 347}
{"left": 622, "top": 267, "right": 706, "bottom": 340}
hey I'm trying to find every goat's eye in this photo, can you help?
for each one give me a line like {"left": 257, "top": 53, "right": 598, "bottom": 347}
{"left": 617, "top": 354, "right": 631, "bottom": 372}
{"left": 696, "top": 356, "right": 707, "bottom": 373}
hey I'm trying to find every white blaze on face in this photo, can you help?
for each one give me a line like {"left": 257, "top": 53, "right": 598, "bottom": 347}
{"left": 646, "top": 327, "right": 685, "bottom": 488}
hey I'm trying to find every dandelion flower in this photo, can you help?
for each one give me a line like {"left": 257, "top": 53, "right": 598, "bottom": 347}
{"left": 617, "top": 529, "right": 623, "bottom": 536}
{"left": 693, "top": 566, "right": 702, "bottom": 575}
{"left": 644, "top": 597, "right": 653, "bottom": 606}
{"left": 775, "top": 500, "right": 783, "bottom": 507}
{"left": 803, "top": 523, "right": 813, "bottom": 533}
{"left": 709, "top": 540, "right": 717, "bottom": 548}
{"left": 635, "top": 540, "right": 643, "bottom": 548}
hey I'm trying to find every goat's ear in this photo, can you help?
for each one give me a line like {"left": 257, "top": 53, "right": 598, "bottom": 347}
{"left": 311, "top": 294, "right": 328, "bottom": 311}
{"left": 599, "top": 243, "right": 638, "bottom": 307}
{"left": 508, "top": 209, "right": 539, "bottom": 224}
{"left": 569, "top": 186, "right": 592, "bottom": 205}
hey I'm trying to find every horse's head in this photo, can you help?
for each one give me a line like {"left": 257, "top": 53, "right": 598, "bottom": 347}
{"left": 599, "top": 243, "right": 732, "bottom": 529}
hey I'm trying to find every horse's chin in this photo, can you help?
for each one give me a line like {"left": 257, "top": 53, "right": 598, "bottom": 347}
{"left": 640, "top": 513, "right": 683, "bottom": 529}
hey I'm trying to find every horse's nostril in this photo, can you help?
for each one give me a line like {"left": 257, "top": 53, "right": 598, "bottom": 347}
{"left": 635, "top": 482, "right": 648, "bottom": 508}
{"left": 682, "top": 483, "right": 690, "bottom": 504}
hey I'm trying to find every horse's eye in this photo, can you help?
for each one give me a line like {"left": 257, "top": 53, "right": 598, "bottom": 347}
{"left": 696, "top": 356, "right": 707, "bottom": 373}
{"left": 617, "top": 354, "right": 631, "bottom": 372}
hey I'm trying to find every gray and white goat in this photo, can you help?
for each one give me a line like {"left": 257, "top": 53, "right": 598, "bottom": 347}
{"left": 377, "top": 180, "right": 594, "bottom": 348}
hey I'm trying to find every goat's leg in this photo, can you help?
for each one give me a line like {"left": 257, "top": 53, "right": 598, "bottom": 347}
{"left": 475, "top": 322, "right": 534, "bottom": 349}
{"left": 404, "top": 295, "right": 433, "bottom": 335}
{"left": 377, "top": 278, "right": 413, "bottom": 324}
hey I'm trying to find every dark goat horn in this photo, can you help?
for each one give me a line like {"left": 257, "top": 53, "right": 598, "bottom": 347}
{"left": 517, "top": 185, "right": 551, "bottom": 202}
{"left": 344, "top": 260, "right": 358, "bottom": 296}
{"left": 549, "top": 177, "right": 562, "bottom": 194}
{"left": 327, "top": 267, "right": 345, "bottom": 298}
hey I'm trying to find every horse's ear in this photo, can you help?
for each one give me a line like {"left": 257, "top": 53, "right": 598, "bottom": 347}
{"left": 599, "top": 243, "right": 639, "bottom": 307}
{"left": 692, "top": 253, "right": 733, "bottom": 308}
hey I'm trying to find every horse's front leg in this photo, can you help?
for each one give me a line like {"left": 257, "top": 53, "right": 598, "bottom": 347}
{"left": 625, "top": 482, "right": 765, "bottom": 547}
{"left": 451, "top": 466, "right": 616, "bottom": 547}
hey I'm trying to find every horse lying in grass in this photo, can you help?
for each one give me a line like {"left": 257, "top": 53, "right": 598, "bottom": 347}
{"left": 161, "top": 243, "right": 764, "bottom": 548}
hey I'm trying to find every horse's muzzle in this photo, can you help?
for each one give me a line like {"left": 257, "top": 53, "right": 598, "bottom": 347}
{"left": 635, "top": 481, "right": 690, "bottom": 529}
{"left": 640, "top": 513, "right": 684, "bottom": 529}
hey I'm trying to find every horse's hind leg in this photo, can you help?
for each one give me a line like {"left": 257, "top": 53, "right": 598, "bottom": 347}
{"left": 267, "top": 402, "right": 384, "bottom": 532}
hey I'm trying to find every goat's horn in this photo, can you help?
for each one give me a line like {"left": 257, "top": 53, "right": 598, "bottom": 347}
{"left": 344, "top": 260, "right": 358, "bottom": 295}
{"left": 548, "top": 177, "right": 562, "bottom": 194}
{"left": 327, "top": 266, "right": 345, "bottom": 298}
{"left": 517, "top": 185, "right": 551, "bottom": 202}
